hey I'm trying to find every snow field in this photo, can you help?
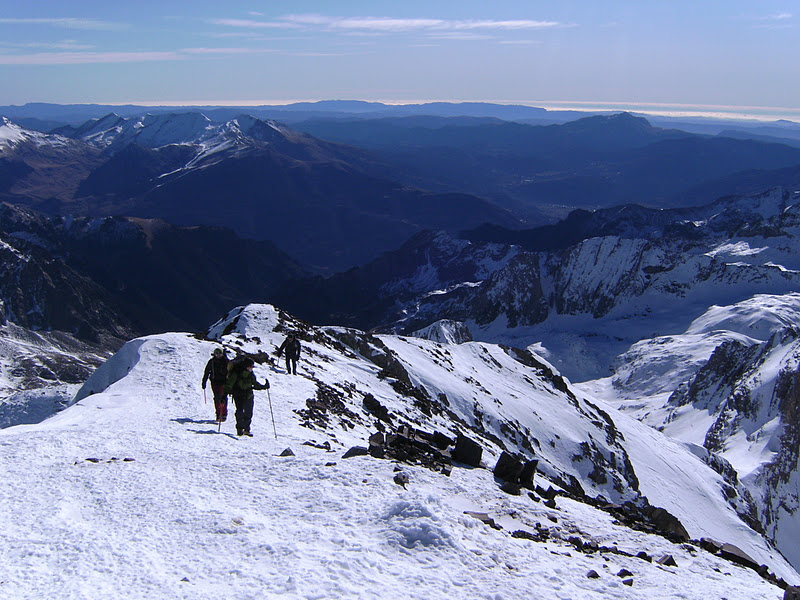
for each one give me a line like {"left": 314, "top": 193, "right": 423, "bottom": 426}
{"left": 0, "top": 310, "right": 793, "bottom": 598}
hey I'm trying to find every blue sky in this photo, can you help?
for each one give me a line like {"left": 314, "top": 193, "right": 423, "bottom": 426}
{"left": 2, "top": 1, "right": 799, "bottom": 120}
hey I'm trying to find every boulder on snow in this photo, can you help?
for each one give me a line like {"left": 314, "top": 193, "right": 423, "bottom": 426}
{"left": 393, "top": 472, "right": 410, "bottom": 488}
{"left": 492, "top": 451, "right": 538, "bottom": 490}
{"left": 494, "top": 451, "right": 524, "bottom": 482}
{"left": 342, "top": 446, "right": 370, "bottom": 459}
{"left": 656, "top": 554, "right": 678, "bottom": 567}
{"left": 645, "top": 506, "right": 690, "bottom": 543}
{"left": 362, "top": 393, "right": 393, "bottom": 423}
{"left": 452, "top": 433, "right": 482, "bottom": 467}
{"left": 719, "top": 543, "right": 760, "bottom": 571}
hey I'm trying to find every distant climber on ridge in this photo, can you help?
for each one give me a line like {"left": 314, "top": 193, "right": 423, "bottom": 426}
{"left": 202, "top": 347, "right": 229, "bottom": 423}
{"left": 276, "top": 333, "right": 302, "bottom": 375}
{"left": 224, "top": 356, "right": 269, "bottom": 437}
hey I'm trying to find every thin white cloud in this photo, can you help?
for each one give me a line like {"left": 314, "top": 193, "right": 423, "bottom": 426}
{"left": 428, "top": 32, "right": 495, "bottom": 41}
{"left": 215, "top": 14, "right": 563, "bottom": 33}
{"left": 0, "top": 40, "right": 94, "bottom": 50}
{"left": 0, "top": 50, "right": 183, "bottom": 65}
{"left": 0, "top": 17, "right": 125, "bottom": 31}
{"left": 499, "top": 39, "right": 543, "bottom": 45}
{"left": 0, "top": 45, "right": 346, "bottom": 65}
{"left": 210, "top": 18, "right": 300, "bottom": 29}
{"left": 448, "top": 19, "right": 560, "bottom": 30}
{"left": 180, "top": 47, "right": 275, "bottom": 56}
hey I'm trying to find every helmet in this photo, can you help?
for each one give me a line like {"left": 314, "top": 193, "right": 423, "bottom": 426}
{"left": 213, "top": 348, "right": 223, "bottom": 357}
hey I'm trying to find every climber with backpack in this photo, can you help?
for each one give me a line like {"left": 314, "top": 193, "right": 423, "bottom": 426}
{"left": 202, "top": 347, "right": 229, "bottom": 422}
{"left": 276, "top": 332, "right": 302, "bottom": 375}
{"left": 224, "top": 356, "right": 270, "bottom": 437}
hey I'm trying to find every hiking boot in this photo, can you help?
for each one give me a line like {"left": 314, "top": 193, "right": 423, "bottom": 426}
{"left": 243, "top": 431, "right": 253, "bottom": 437}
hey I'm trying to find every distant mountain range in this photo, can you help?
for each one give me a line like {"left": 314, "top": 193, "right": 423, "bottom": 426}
{"left": 293, "top": 112, "right": 800, "bottom": 220}
{"left": 0, "top": 114, "right": 519, "bottom": 272}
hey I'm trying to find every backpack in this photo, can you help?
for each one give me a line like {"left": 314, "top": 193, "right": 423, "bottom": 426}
{"left": 228, "top": 355, "right": 250, "bottom": 375}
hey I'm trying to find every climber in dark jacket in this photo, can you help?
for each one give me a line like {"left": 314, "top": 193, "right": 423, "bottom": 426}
{"left": 223, "top": 357, "right": 269, "bottom": 436}
{"left": 202, "top": 347, "right": 229, "bottom": 422}
{"left": 277, "top": 333, "right": 302, "bottom": 375}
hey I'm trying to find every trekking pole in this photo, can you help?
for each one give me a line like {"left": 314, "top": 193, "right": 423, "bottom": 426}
{"left": 267, "top": 388, "right": 277, "bottom": 439}
{"left": 203, "top": 387, "right": 207, "bottom": 404}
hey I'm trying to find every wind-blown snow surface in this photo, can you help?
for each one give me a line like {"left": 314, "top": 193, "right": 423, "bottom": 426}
{"left": 0, "top": 305, "right": 795, "bottom": 599}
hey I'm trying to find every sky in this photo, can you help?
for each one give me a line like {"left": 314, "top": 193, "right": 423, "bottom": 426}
{"left": 1, "top": 0, "right": 799, "bottom": 120}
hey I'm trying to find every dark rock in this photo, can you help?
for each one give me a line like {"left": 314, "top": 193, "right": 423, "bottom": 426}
{"left": 622, "top": 578, "right": 634, "bottom": 586}
{"left": 699, "top": 537, "right": 724, "bottom": 554}
{"left": 464, "top": 511, "right": 502, "bottom": 530}
{"left": 325, "top": 462, "right": 337, "bottom": 467}
{"left": 719, "top": 543, "right": 759, "bottom": 571}
{"left": 452, "top": 433, "right": 483, "bottom": 467}
{"left": 587, "top": 570, "right": 600, "bottom": 579}
{"left": 616, "top": 569, "right": 633, "bottom": 578}
{"left": 537, "top": 485, "right": 558, "bottom": 500}
{"left": 519, "top": 460, "right": 538, "bottom": 489}
{"left": 567, "top": 536, "right": 584, "bottom": 550}
{"left": 544, "top": 498, "right": 557, "bottom": 509}
{"left": 493, "top": 451, "right": 524, "bottom": 482}
{"left": 647, "top": 506, "right": 690, "bottom": 542}
{"left": 511, "top": 529, "right": 540, "bottom": 542}
{"left": 302, "top": 440, "right": 332, "bottom": 451}
{"left": 432, "top": 430, "right": 454, "bottom": 450}
{"left": 499, "top": 481, "right": 522, "bottom": 495}
{"left": 86, "top": 458, "right": 100, "bottom": 463}
{"left": 635, "top": 551, "right": 652, "bottom": 562}
{"left": 342, "top": 446, "right": 369, "bottom": 458}
{"left": 784, "top": 586, "right": 800, "bottom": 600}
{"left": 279, "top": 448, "right": 295, "bottom": 457}
{"left": 393, "top": 472, "right": 410, "bottom": 488}
{"left": 362, "top": 393, "right": 393, "bottom": 423}
{"left": 656, "top": 554, "right": 678, "bottom": 567}
{"left": 368, "top": 444, "right": 385, "bottom": 459}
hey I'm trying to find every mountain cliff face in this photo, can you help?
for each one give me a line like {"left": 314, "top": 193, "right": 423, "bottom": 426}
{"left": 609, "top": 322, "right": 800, "bottom": 570}
{"left": 287, "top": 188, "right": 799, "bottom": 381}
{"left": 0, "top": 202, "right": 306, "bottom": 335}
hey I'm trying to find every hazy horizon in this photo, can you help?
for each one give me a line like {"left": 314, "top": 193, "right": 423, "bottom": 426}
{"left": 2, "top": 0, "right": 798, "bottom": 122}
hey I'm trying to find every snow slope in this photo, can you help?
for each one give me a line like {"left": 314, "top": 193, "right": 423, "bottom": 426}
{"left": 0, "top": 304, "right": 795, "bottom": 599}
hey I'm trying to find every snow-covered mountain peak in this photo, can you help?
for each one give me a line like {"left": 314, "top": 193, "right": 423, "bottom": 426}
{"left": 413, "top": 319, "right": 473, "bottom": 344}
{"left": 0, "top": 117, "right": 26, "bottom": 149}
{"left": 0, "top": 117, "right": 71, "bottom": 153}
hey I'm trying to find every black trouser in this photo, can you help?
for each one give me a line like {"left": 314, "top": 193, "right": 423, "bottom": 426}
{"left": 285, "top": 355, "right": 297, "bottom": 375}
{"left": 232, "top": 392, "right": 254, "bottom": 433}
